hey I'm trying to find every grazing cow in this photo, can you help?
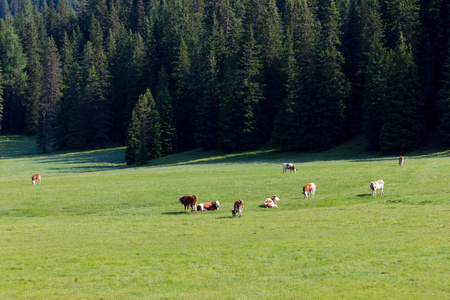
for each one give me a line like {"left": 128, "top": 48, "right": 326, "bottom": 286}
{"left": 399, "top": 156, "right": 405, "bottom": 166}
{"left": 302, "top": 183, "right": 316, "bottom": 198}
{"left": 370, "top": 180, "right": 384, "bottom": 197}
{"left": 283, "top": 163, "right": 297, "bottom": 173}
{"left": 197, "top": 201, "right": 221, "bottom": 211}
{"left": 31, "top": 174, "right": 41, "bottom": 185}
{"left": 178, "top": 195, "right": 198, "bottom": 212}
{"left": 232, "top": 199, "right": 244, "bottom": 217}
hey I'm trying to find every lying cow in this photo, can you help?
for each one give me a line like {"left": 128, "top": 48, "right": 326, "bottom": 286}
{"left": 399, "top": 156, "right": 404, "bottom": 166}
{"left": 302, "top": 183, "right": 316, "bottom": 198}
{"left": 283, "top": 163, "right": 297, "bottom": 173}
{"left": 370, "top": 180, "right": 384, "bottom": 197}
{"left": 263, "top": 195, "right": 280, "bottom": 208}
{"left": 197, "top": 201, "right": 221, "bottom": 211}
{"left": 32, "top": 173, "right": 41, "bottom": 185}
{"left": 232, "top": 199, "right": 244, "bottom": 217}
{"left": 178, "top": 195, "right": 198, "bottom": 212}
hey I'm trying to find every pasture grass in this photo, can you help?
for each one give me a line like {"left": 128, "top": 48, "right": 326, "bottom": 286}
{"left": 0, "top": 135, "right": 449, "bottom": 299}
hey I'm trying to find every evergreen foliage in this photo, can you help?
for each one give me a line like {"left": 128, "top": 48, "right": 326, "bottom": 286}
{"left": 0, "top": 0, "right": 448, "bottom": 156}
{"left": 125, "top": 88, "right": 161, "bottom": 165}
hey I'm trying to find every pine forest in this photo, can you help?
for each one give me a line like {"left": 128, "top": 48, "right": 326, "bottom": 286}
{"left": 0, "top": 0, "right": 449, "bottom": 164}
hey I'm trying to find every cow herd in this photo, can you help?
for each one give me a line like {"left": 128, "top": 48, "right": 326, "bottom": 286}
{"left": 31, "top": 156, "right": 405, "bottom": 217}
{"left": 176, "top": 157, "right": 405, "bottom": 217}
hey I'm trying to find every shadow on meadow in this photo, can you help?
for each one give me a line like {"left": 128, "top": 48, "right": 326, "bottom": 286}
{"left": 3, "top": 135, "right": 449, "bottom": 174}
{"left": 34, "top": 148, "right": 126, "bottom": 173}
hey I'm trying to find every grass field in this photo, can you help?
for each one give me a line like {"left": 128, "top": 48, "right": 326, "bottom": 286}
{"left": 0, "top": 135, "right": 449, "bottom": 299}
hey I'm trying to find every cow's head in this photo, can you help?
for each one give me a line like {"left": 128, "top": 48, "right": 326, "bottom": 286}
{"left": 271, "top": 195, "right": 280, "bottom": 201}
{"left": 215, "top": 201, "right": 221, "bottom": 208}
{"left": 32, "top": 180, "right": 36, "bottom": 185}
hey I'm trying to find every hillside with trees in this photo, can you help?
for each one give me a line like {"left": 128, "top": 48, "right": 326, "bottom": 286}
{"left": 0, "top": 0, "right": 448, "bottom": 164}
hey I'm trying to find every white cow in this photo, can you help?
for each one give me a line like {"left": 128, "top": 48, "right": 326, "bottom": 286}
{"left": 370, "top": 180, "right": 384, "bottom": 197}
{"left": 283, "top": 163, "right": 297, "bottom": 173}
{"left": 263, "top": 195, "right": 280, "bottom": 208}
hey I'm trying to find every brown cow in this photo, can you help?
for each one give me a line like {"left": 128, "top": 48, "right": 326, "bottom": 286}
{"left": 302, "top": 183, "right": 316, "bottom": 198}
{"left": 197, "top": 201, "right": 221, "bottom": 211}
{"left": 178, "top": 195, "right": 198, "bottom": 212}
{"left": 232, "top": 199, "right": 244, "bottom": 217}
{"left": 32, "top": 174, "right": 41, "bottom": 185}
{"left": 399, "top": 156, "right": 404, "bottom": 166}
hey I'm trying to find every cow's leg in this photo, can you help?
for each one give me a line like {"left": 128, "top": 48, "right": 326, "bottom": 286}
{"left": 380, "top": 187, "right": 384, "bottom": 196}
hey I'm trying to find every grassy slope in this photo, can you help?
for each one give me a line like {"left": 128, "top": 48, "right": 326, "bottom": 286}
{"left": 0, "top": 135, "right": 449, "bottom": 299}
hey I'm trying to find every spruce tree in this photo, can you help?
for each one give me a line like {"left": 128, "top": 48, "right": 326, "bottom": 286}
{"left": 125, "top": 88, "right": 161, "bottom": 165}
{"left": 196, "top": 49, "right": 221, "bottom": 150}
{"left": 0, "top": 21, "right": 27, "bottom": 134}
{"left": 235, "top": 25, "right": 265, "bottom": 150}
{"left": 438, "top": 41, "right": 450, "bottom": 146}
{"left": 362, "top": 25, "right": 387, "bottom": 151}
{"left": 379, "top": 34, "right": 425, "bottom": 154}
{"left": 37, "top": 36, "right": 63, "bottom": 153}
{"left": 307, "top": 0, "right": 349, "bottom": 151}
{"left": 0, "top": 63, "right": 3, "bottom": 133}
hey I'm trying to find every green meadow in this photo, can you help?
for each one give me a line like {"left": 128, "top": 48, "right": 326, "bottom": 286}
{"left": 0, "top": 135, "right": 449, "bottom": 299}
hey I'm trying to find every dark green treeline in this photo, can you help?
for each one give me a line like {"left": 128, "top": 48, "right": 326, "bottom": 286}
{"left": 0, "top": 0, "right": 449, "bottom": 160}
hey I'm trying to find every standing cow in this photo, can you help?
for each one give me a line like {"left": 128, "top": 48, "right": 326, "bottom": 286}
{"left": 232, "top": 199, "right": 244, "bottom": 217}
{"left": 178, "top": 195, "right": 198, "bottom": 212}
{"left": 370, "top": 180, "right": 384, "bottom": 197}
{"left": 302, "top": 183, "right": 316, "bottom": 198}
{"left": 399, "top": 156, "right": 405, "bottom": 166}
{"left": 31, "top": 174, "right": 41, "bottom": 185}
{"left": 283, "top": 163, "right": 297, "bottom": 173}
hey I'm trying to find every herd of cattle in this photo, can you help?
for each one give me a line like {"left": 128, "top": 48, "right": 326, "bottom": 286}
{"left": 31, "top": 156, "right": 405, "bottom": 217}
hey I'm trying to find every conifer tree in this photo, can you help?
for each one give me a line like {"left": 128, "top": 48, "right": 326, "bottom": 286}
{"left": 155, "top": 66, "right": 177, "bottom": 155}
{"left": 0, "top": 0, "right": 11, "bottom": 19}
{"left": 272, "top": 0, "right": 319, "bottom": 150}
{"left": 17, "top": 10, "right": 43, "bottom": 135}
{"left": 196, "top": 49, "right": 221, "bottom": 150}
{"left": 81, "top": 18, "right": 112, "bottom": 149}
{"left": 438, "top": 41, "right": 450, "bottom": 146}
{"left": 0, "top": 21, "right": 27, "bottom": 134}
{"left": 379, "top": 34, "right": 425, "bottom": 154}
{"left": 172, "top": 37, "right": 197, "bottom": 151}
{"left": 125, "top": 88, "right": 161, "bottom": 165}
{"left": 272, "top": 30, "right": 300, "bottom": 150}
{"left": 307, "top": 0, "right": 349, "bottom": 151}
{"left": 37, "top": 36, "right": 63, "bottom": 153}
{"left": 235, "top": 25, "right": 264, "bottom": 150}
{"left": 0, "top": 63, "right": 4, "bottom": 132}
{"left": 362, "top": 28, "right": 386, "bottom": 151}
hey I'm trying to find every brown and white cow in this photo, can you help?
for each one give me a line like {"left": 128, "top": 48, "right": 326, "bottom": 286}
{"left": 31, "top": 173, "right": 41, "bottom": 185}
{"left": 370, "top": 180, "right": 384, "bottom": 197}
{"left": 197, "top": 201, "right": 221, "bottom": 211}
{"left": 263, "top": 195, "right": 280, "bottom": 208}
{"left": 178, "top": 195, "right": 198, "bottom": 212}
{"left": 283, "top": 163, "right": 297, "bottom": 173}
{"left": 232, "top": 199, "right": 244, "bottom": 217}
{"left": 399, "top": 156, "right": 404, "bottom": 166}
{"left": 302, "top": 183, "right": 316, "bottom": 198}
